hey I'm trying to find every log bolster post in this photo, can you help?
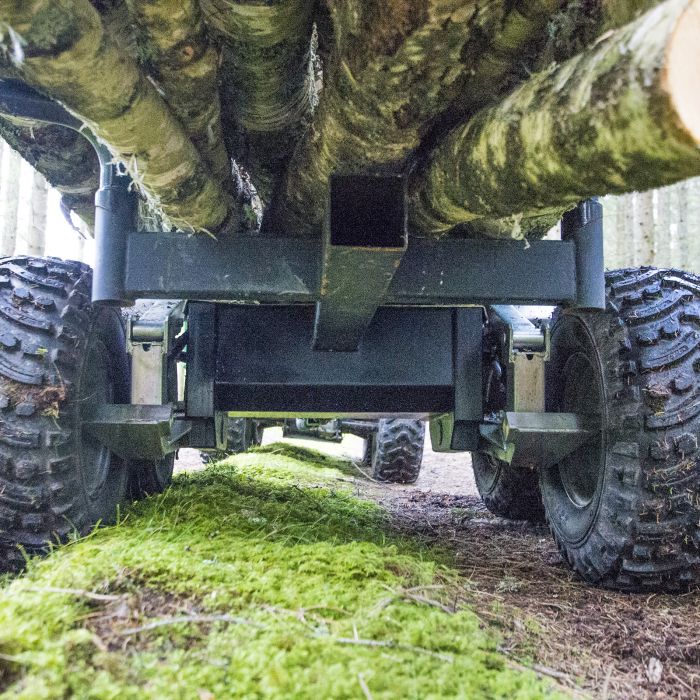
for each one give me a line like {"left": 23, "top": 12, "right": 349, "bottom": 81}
{"left": 0, "top": 78, "right": 136, "bottom": 304}
{"left": 313, "top": 175, "right": 407, "bottom": 352}
{"left": 561, "top": 199, "right": 606, "bottom": 310}
{"left": 92, "top": 162, "right": 137, "bottom": 306}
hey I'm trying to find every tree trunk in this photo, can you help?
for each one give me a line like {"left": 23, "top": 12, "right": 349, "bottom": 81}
{"left": 632, "top": 191, "right": 655, "bottom": 266}
{"left": 201, "top": 0, "right": 317, "bottom": 203}
{"left": 614, "top": 195, "right": 630, "bottom": 269}
{"left": 602, "top": 195, "right": 617, "bottom": 268}
{"left": 0, "top": 145, "right": 20, "bottom": 256}
{"left": 655, "top": 185, "right": 673, "bottom": 268}
{"left": 23, "top": 169, "right": 48, "bottom": 257}
{"left": 268, "top": 0, "right": 570, "bottom": 235}
{"left": 684, "top": 177, "right": 700, "bottom": 274}
{"left": 125, "top": 0, "right": 231, "bottom": 186}
{"left": 0, "top": 0, "right": 233, "bottom": 233}
{"left": 672, "top": 180, "right": 690, "bottom": 269}
{"left": 409, "top": 0, "right": 700, "bottom": 239}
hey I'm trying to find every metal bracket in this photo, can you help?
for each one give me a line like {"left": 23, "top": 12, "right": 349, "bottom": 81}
{"left": 313, "top": 175, "right": 407, "bottom": 351}
{"left": 491, "top": 305, "right": 550, "bottom": 413}
{"left": 479, "top": 411, "right": 596, "bottom": 470}
{"left": 83, "top": 404, "right": 189, "bottom": 460}
{"left": 127, "top": 300, "right": 184, "bottom": 405}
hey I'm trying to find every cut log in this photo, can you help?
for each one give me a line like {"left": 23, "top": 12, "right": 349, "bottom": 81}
{"left": 267, "top": 0, "right": 595, "bottom": 236}
{"left": 0, "top": 116, "right": 98, "bottom": 226}
{"left": 0, "top": 0, "right": 233, "bottom": 233}
{"left": 409, "top": 0, "right": 700, "bottom": 238}
{"left": 201, "top": 0, "right": 317, "bottom": 203}
{"left": 125, "top": 0, "right": 231, "bottom": 186}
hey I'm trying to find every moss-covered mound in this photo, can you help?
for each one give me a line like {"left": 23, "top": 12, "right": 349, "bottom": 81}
{"left": 0, "top": 446, "right": 561, "bottom": 699}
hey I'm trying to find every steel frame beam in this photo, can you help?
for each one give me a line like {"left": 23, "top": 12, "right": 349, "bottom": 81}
{"left": 0, "top": 78, "right": 605, "bottom": 313}
{"left": 121, "top": 232, "right": 583, "bottom": 305}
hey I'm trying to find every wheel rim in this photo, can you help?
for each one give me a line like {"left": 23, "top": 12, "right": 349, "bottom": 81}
{"left": 542, "top": 315, "right": 606, "bottom": 544}
{"left": 78, "top": 337, "right": 124, "bottom": 513}
{"left": 474, "top": 453, "right": 502, "bottom": 495}
{"left": 558, "top": 352, "right": 603, "bottom": 508}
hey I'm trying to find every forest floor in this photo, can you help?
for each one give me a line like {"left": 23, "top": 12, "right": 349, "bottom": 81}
{"left": 0, "top": 430, "right": 698, "bottom": 699}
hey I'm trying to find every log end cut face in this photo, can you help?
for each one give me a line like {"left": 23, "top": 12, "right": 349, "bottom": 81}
{"left": 664, "top": 0, "right": 700, "bottom": 145}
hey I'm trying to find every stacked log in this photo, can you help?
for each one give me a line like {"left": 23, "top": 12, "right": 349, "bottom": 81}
{"left": 0, "top": 0, "right": 699, "bottom": 242}
{"left": 409, "top": 0, "right": 700, "bottom": 238}
{"left": 125, "top": 0, "right": 231, "bottom": 185}
{"left": 0, "top": 0, "right": 232, "bottom": 232}
{"left": 201, "top": 0, "right": 317, "bottom": 203}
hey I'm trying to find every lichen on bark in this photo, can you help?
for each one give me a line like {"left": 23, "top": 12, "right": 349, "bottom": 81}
{"left": 0, "top": 0, "right": 233, "bottom": 233}
{"left": 410, "top": 0, "right": 700, "bottom": 238}
{"left": 125, "top": 0, "right": 231, "bottom": 188}
{"left": 268, "top": 0, "right": 569, "bottom": 236}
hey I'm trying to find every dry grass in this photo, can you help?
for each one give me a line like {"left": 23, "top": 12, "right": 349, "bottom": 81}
{"left": 356, "top": 485, "right": 700, "bottom": 700}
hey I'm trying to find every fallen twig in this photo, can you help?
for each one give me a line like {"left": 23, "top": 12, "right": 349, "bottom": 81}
{"left": 119, "top": 614, "right": 266, "bottom": 635}
{"left": 358, "top": 673, "right": 374, "bottom": 700}
{"left": 330, "top": 636, "right": 454, "bottom": 663}
{"left": 24, "top": 586, "right": 122, "bottom": 602}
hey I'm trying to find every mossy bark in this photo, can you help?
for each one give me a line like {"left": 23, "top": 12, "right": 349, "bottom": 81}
{"left": 268, "top": 0, "right": 572, "bottom": 236}
{"left": 410, "top": 0, "right": 700, "bottom": 239}
{"left": 201, "top": 0, "right": 317, "bottom": 203}
{"left": 0, "top": 116, "right": 97, "bottom": 226}
{"left": 125, "top": 0, "right": 231, "bottom": 187}
{"left": 0, "top": 0, "right": 233, "bottom": 232}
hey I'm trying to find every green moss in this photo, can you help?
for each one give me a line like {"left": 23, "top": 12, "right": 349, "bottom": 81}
{"left": 0, "top": 447, "right": 562, "bottom": 699}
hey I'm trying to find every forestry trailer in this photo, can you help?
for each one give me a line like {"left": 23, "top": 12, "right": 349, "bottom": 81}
{"left": 1, "top": 0, "right": 700, "bottom": 593}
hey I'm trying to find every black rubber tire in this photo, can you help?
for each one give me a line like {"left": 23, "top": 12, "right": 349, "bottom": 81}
{"left": 128, "top": 455, "right": 175, "bottom": 498}
{"left": 471, "top": 453, "right": 545, "bottom": 522}
{"left": 250, "top": 420, "right": 264, "bottom": 447}
{"left": 0, "top": 256, "right": 130, "bottom": 571}
{"left": 368, "top": 419, "right": 425, "bottom": 484}
{"left": 200, "top": 417, "right": 256, "bottom": 464}
{"left": 540, "top": 267, "right": 700, "bottom": 591}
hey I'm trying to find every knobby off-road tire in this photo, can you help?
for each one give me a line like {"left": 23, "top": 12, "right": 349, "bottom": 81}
{"left": 471, "top": 453, "right": 545, "bottom": 522}
{"left": 200, "top": 417, "right": 260, "bottom": 464}
{"left": 0, "top": 257, "right": 130, "bottom": 572}
{"left": 541, "top": 267, "right": 700, "bottom": 591}
{"left": 367, "top": 419, "right": 425, "bottom": 484}
{"left": 128, "top": 454, "right": 175, "bottom": 498}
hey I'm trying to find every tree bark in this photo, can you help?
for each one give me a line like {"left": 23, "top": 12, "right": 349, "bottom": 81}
{"left": 23, "top": 168, "right": 48, "bottom": 256}
{"left": 0, "top": 0, "right": 233, "bottom": 233}
{"left": 0, "top": 116, "right": 98, "bottom": 226}
{"left": 410, "top": 0, "right": 700, "bottom": 239}
{"left": 201, "top": 0, "right": 317, "bottom": 204}
{"left": 125, "top": 0, "right": 231, "bottom": 186}
{"left": 686, "top": 178, "right": 700, "bottom": 274}
{"left": 268, "top": 0, "right": 569, "bottom": 236}
{"left": 632, "top": 191, "right": 655, "bottom": 266}
{"left": 655, "top": 186, "right": 671, "bottom": 267}
{"left": 0, "top": 145, "right": 20, "bottom": 255}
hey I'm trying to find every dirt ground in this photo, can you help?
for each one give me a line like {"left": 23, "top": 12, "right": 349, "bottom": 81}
{"left": 177, "top": 429, "right": 700, "bottom": 700}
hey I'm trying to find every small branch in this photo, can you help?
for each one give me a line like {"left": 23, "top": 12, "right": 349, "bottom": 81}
{"left": 330, "top": 636, "right": 454, "bottom": 663}
{"left": 24, "top": 586, "right": 122, "bottom": 602}
{"left": 0, "top": 652, "right": 25, "bottom": 664}
{"left": 119, "top": 614, "right": 266, "bottom": 636}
